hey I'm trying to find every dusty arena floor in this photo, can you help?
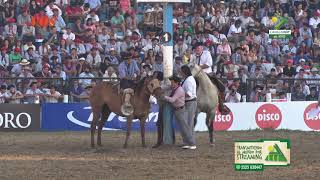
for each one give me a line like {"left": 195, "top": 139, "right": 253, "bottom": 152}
{"left": 0, "top": 131, "right": 319, "bottom": 180}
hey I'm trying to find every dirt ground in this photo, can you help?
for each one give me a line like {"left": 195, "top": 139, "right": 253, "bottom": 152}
{"left": 0, "top": 130, "right": 319, "bottom": 180}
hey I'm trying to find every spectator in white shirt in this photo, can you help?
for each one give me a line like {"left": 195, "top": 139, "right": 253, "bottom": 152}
{"left": 25, "top": 82, "right": 44, "bottom": 104}
{"left": 228, "top": 19, "right": 242, "bottom": 37}
{"left": 174, "top": 38, "right": 188, "bottom": 57}
{"left": 309, "top": 11, "right": 320, "bottom": 29}
{"left": 85, "top": 10, "right": 100, "bottom": 23}
{"left": 45, "top": 85, "right": 62, "bottom": 103}
{"left": 86, "top": 48, "right": 101, "bottom": 68}
{"left": 5, "top": 85, "right": 24, "bottom": 104}
{"left": 0, "top": 48, "right": 9, "bottom": 68}
{"left": 190, "top": 42, "right": 213, "bottom": 74}
{"left": 225, "top": 83, "right": 241, "bottom": 103}
{"left": 79, "top": 65, "right": 94, "bottom": 88}
{"left": 62, "top": 27, "right": 76, "bottom": 44}
{"left": 98, "top": 28, "right": 110, "bottom": 48}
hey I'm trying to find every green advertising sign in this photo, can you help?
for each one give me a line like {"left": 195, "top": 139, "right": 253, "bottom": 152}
{"left": 234, "top": 139, "right": 290, "bottom": 171}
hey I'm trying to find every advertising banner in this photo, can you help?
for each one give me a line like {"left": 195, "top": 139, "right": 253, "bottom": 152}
{"left": 0, "top": 104, "right": 40, "bottom": 131}
{"left": 41, "top": 103, "right": 159, "bottom": 131}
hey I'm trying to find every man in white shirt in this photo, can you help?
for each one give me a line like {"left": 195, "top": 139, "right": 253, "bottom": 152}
{"left": 5, "top": 85, "right": 24, "bottom": 104}
{"left": 225, "top": 83, "right": 241, "bottom": 103}
{"left": 45, "top": 85, "right": 62, "bottom": 103}
{"left": 62, "top": 27, "right": 75, "bottom": 44}
{"left": 180, "top": 65, "right": 197, "bottom": 149}
{"left": 0, "top": 48, "right": 9, "bottom": 69}
{"left": 190, "top": 42, "right": 213, "bottom": 74}
{"left": 25, "top": 82, "right": 44, "bottom": 104}
{"left": 79, "top": 65, "right": 94, "bottom": 88}
{"left": 309, "top": 11, "right": 320, "bottom": 29}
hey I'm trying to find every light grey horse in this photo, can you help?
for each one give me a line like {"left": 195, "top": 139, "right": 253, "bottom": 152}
{"left": 188, "top": 63, "right": 226, "bottom": 145}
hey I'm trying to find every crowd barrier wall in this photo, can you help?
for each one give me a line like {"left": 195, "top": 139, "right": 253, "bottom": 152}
{"left": 1, "top": 102, "right": 320, "bottom": 132}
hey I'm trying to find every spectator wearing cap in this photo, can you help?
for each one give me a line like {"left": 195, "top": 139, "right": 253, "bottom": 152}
{"left": 22, "top": 40, "right": 36, "bottom": 53}
{"left": 225, "top": 83, "right": 241, "bottom": 103}
{"left": 24, "top": 47, "right": 40, "bottom": 64}
{"left": 98, "top": 27, "right": 110, "bottom": 48}
{"left": 306, "top": 87, "right": 319, "bottom": 101}
{"left": 141, "top": 8, "right": 155, "bottom": 32}
{"left": 174, "top": 38, "right": 188, "bottom": 57}
{"left": 111, "top": 10, "right": 125, "bottom": 34}
{"left": 85, "top": 10, "right": 100, "bottom": 24}
{"left": 48, "top": 47, "right": 62, "bottom": 64}
{"left": 79, "top": 64, "right": 94, "bottom": 88}
{"left": 190, "top": 42, "right": 213, "bottom": 74}
{"left": 0, "top": 48, "right": 9, "bottom": 69}
{"left": 4, "top": 85, "right": 24, "bottom": 104}
{"left": 24, "top": 82, "right": 44, "bottom": 104}
{"left": 140, "top": 64, "right": 153, "bottom": 79}
{"left": 296, "top": 58, "right": 307, "bottom": 73}
{"left": 34, "top": 63, "right": 52, "bottom": 78}
{"left": 45, "top": 1, "right": 62, "bottom": 17}
{"left": 44, "top": 85, "right": 62, "bottom": 103}
{"left": 71, "top": 38, "right": 86, "bottom": 56}
{"left": 4, "top": 18, "right": 17, "bottom": 38}
{"left": 18, "top": 65, "right": 34, "bottom": 87}
{"left": 282, "top": 40, "right": 297, "bottom": 57}
{"left": 50, "top": 8, "right": 66, "bottom": 32}
{"left": 298, "top": 23, "right": 313, "bottom": 47}
{"left": 309, "top": 10, "right": 320, "bottom": 29}
{"left": 296, "top": 41, "right": 311, "bottom": 62}
{"left": 105, "top": 36, "right": 121, "bottom": 55}
{"left": 9, "top": 48, "right": 23, "bottom": 65}
{"left": 62, "top": 27, "right": 76, "bottom": 44}
{"left": 250, "top": 85, "right": 266, "bottom": 102}
{"left": 103, "top": 66, "right": 118, "bottom": 82}
{"left": 74, "top": 57, "right": 86, "bottom": 77}
{"left": 53, "top": 64, "right": 67, "bottom": 81}
{"left": 86, "top": 47, "right": 101, "bottom": 68}
{"left": 283, "top": 59, "right": 296, "bottom": 78}
{"left": 0, "top": 85, "right": 7, "bottom": 104}
{"left": 17, "top": 8, "right": 31, "bottom": 36}
{"left": 11, "top": 59, "right": 30, "bottom": 77}
{"left": 86, "top": 37, "right": 104, "bottom": 54}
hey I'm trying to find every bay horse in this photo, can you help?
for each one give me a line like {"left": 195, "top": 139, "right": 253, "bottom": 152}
{"left": 188, "top": 63, "right": 228, "bottom": 145}
{"left": 89, "top": 76, "right": 162, "bottom": 148}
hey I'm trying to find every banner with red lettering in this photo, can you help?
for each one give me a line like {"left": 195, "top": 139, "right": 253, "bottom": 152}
{"left": 194, "top": 101, "right": 320, "bottom": 132}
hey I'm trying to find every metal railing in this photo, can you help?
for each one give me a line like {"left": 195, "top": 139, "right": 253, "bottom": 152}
{"left": 2, "top": 77, "right": 320, "bottom": 103}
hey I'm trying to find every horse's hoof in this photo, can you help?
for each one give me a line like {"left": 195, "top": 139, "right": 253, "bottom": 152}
{"left": 97, "top": 143, "right": 102, "bottom": 147}
{"left": 152, "top": 143, "right": 162, "bottom": 148}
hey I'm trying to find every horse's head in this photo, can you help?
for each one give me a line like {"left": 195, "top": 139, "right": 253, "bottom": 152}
{"left": 188, "top": 62, "right": 202, "bottom": 77}
{"left": 141, "top": 76, "right": 163, "bottom": 98}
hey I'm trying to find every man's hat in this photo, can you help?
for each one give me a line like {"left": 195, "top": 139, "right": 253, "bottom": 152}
{"left": 19, "top": 59, "right": 30, "bottom": 66}
{"left": 169, "top": 75, "right": 181, "bottom": 83}
{"left": 193, "top": 42, "right": 204, "bottom": 49}
{"left": 122, "top": 52, "right": 132, "bottom": 60}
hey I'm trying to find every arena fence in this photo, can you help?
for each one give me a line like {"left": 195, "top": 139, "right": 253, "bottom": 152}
{"left": 2, "top": 77, "right": 320, "bottom": 103}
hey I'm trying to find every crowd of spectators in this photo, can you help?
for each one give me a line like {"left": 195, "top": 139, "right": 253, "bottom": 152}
{"left": 1, "top": 0, "right": 320, "bottom": 104}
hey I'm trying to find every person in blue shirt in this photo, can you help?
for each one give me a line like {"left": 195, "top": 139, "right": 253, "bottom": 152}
{"left": 118, "top": 52, "right": 140, "bottom": 115}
